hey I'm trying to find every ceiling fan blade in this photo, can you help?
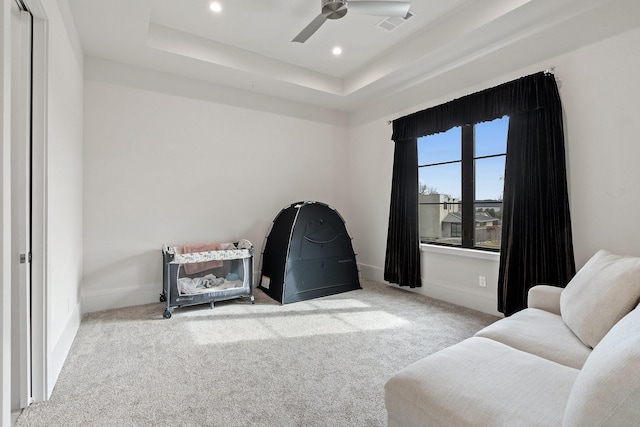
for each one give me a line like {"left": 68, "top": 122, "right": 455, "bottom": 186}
{"left": 348, "top": 1, "right": 411, "bottom": 17}
{"left": 292, "top": 14, "right": 328, "bottom": 43}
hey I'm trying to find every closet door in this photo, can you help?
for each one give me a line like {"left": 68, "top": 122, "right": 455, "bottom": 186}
{"left": 11, "top": 0, "right": 33, "bottom": 411}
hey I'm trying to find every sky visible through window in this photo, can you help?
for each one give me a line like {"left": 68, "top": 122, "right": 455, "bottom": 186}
{"left": 418, "top": 116, "right": 508, "bottom": 200}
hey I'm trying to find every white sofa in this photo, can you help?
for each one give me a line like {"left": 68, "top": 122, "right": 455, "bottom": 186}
{"left": 384, "top": 250, "right": 640, "bottom": 426}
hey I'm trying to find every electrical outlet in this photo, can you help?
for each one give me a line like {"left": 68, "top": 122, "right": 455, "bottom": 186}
{"left": 479, "top": 276, "right": 487, "bottom": 287}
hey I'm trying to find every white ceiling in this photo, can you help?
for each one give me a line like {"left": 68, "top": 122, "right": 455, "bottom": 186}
{"left": 68, "top": 0, "right": 640, "bottom": 114}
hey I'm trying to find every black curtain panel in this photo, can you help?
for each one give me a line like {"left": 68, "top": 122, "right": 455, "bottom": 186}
{"left": 391, "top": 73, "right": 549, "bottom": 140}
{"left": 498, "top": 78, "right": 575, "bottom": 315}
{"left": 388, "top": 72, "right": 575, "bottom": 311}
{"left": 384, "top": 137, "right": 421, "bottom": 287}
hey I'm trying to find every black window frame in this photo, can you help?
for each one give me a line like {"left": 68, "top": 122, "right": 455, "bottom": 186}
{"left": 418, "top": 120, "right": 507, "bottom": 252}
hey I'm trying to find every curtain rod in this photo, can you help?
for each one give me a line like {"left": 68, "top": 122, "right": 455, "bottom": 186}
{"left": 387, "top": 67, "right": 557, "bottom": 125}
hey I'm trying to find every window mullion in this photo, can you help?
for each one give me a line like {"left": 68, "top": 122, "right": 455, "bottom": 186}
{"left": 461, "top": 125, "right": 474, "bottom": 247}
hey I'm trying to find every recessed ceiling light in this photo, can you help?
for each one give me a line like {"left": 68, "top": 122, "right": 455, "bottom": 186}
{"left": 209, "top": 2, "right": 222, "bottom": 13}
{"left": 332, "top": 46, "right": 342, "bottom": 56}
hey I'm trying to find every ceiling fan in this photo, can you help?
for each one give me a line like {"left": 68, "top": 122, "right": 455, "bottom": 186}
{"left": 293, "top": 0, "right": 412, "bottom": 43}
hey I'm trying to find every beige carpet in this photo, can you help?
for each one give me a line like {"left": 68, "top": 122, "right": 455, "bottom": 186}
{"left": 16, "top": 280, "right": 498, "bottom": 427}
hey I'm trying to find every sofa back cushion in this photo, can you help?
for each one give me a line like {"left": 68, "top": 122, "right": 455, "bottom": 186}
{"left": 563, "top": 304, "right": 640, "bottom": 426}
{"left": 560, "top": 249, "right": 640, "bottom": 348}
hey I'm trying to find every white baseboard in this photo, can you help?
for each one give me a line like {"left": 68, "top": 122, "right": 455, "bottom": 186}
{"left": 82, "top": 269, "right": 263, "bottom": 314}
{"left": 358, "top": 262, "right": 501, "bottom": 317}
{"left": 410, "top": 280, "right": 501, "bottom": 317}
{"left": 81, "top": 266, "right": 500, "bottom": 317}
{"left": 48, "top": 302, "right": 81, "bottom": 398}
{"left": 82, "top": 285, "right": 160, "bottom": 313}
{"left": 358, "top": 263, "right": 386, "bottom": 283}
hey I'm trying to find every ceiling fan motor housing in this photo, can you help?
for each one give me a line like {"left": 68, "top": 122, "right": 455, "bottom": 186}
{"left": 322, "top": 0, "right": 348, "bottom": 19}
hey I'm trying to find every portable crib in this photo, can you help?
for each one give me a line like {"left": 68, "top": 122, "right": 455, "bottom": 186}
{"left": 161, "top": 239, "right": 254, "bottom": 319}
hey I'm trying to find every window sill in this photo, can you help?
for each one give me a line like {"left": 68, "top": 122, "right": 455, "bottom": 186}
{"left": 420, "top": 243, "right": 500, "bottom": 261}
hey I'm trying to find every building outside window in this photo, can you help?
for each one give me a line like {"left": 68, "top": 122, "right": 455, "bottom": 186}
{"left": 418, "top": 116, "right": 508, "bottom": 250}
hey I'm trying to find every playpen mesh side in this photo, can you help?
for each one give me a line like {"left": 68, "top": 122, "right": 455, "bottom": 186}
{"left": 163, "top": 242, "right": 253, "bottom": 297}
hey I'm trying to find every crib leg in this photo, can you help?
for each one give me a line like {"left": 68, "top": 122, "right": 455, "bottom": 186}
{"left": 250, "top": 295, "right": 255, "bottom": 304}
{"left": 210, "top": 301, "right": 214, "bottom": 310}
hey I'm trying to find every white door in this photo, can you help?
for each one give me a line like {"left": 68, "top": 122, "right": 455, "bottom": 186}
{"left": 11, "top": 0, "right": 33, "bottom": 411}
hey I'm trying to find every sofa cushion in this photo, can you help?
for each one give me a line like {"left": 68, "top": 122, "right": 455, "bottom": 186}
{"left": 563, "top": 305, "right": 640, "bottom": 426}
{"left": 385, "top": 337, "right": 579, "bottom": 427}
{"left": 475, "top": 308, "right": 591, "bottom": 369}
{"left": 560, "top": 249, "right": 640, "bottom": 348}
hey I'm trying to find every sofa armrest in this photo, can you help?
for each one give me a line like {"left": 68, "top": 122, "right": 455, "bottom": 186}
{"left": 528, "top": 285, "right": 563, "bottom": 315}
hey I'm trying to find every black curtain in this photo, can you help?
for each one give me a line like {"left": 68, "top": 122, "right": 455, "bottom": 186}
{"left": 387, "top": 72, "right": 575, "bottom": 312}
{"left": 384, "top": 138, "right": 421, "bottom": 287}
{"left": 498, "top": 80, "right": 575, "bottom": 315}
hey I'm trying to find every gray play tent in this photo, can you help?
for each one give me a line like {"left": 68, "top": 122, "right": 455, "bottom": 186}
{"left": 259, "top": 201, "right": 361, "bottom": 304}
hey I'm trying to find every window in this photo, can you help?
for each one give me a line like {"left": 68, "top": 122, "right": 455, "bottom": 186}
{"left": 418, "top": 116, "right": 508, "bottom": 251}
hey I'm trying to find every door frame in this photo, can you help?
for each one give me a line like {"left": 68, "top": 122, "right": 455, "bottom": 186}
{"left": 10, "top": 0, "right": 32, "bottom": 410}
{"left": 1, "top": 0, "right": 13, "bottom": 422}
{"left": 20, "top": 0, "right": 47, "bottom": 404}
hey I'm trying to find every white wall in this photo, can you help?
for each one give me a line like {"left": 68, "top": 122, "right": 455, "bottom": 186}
{"left": 82, "top": 61, "right": 350, "bottom": 312}
{"left": 560, "top": 31, "right": 640, "bottom": 267}
{"left": 348, "top": 27, "right": 640, "bottom": 315}
{"left": 346, "top": 118, "right": 393, "bottom": 281}
{"left": 80, "top": 16, "right": 640, "bottom": 319}
{"left": 40, "top": 0, "right": 84, "bottom": 396}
